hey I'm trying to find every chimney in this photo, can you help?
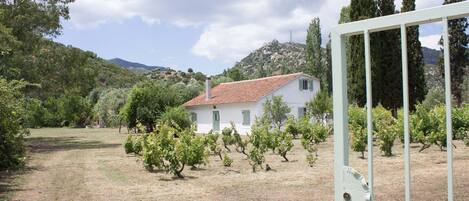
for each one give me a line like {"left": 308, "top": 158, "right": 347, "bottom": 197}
{"left": 205, "top": 77, "right": 212, "bottom": 101}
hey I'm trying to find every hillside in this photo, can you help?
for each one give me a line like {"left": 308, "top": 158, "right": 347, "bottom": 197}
{"left": 230, "top": 39, "right": 441, "bottom": 80}
{"left": 109, "top": 58, "right": 168, "bottom": 74}
{"left": 422, "top": 47, "right": 441, "bottom": 65}
{"left": 231, "top": 40, "right": 308, "bottom": 79}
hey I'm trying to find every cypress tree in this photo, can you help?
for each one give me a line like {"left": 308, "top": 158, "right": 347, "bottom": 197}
{"left": 348, "top": 0, "right": 377, "bottom": 106}
{"left": 376, "top": 0, "right": 402, "bottom": 111}
{"left": 402, "top": 0, "right": 427, "bottom": 109}
{"left": 439, "top": 0, "right": 468, "bottom": 106}
{"left": 325, "top": 36, "right": 333, "bottom": 94}
{"left": 306, "top": 17, "right": 324, "bottom": 88}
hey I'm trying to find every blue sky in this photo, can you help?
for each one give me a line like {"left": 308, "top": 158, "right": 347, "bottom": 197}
{"left": 55, "top": 0, "right": 447, "bottom": 76}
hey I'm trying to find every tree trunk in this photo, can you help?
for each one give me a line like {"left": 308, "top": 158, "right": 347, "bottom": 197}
{"left": 175, "top": 164, "right": 185, "bottom": 178}
{"left": 281, "top": 152, "right": 289, "bottom": 162}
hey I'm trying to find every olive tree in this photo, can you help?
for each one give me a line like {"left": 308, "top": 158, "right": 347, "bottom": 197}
{"left": 262, "top": 96, "right": 291, "bottom": 129}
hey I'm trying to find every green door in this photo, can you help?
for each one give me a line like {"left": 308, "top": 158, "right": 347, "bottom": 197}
{"left": 212, "top": 111, "right": 220, "bottom": 131}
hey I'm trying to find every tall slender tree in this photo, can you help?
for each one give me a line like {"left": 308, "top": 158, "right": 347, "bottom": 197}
{"left": 325, "top": 35, "right": 333, "bottom": 94}
{"left": 376, "top": 0, "right": 402, "bottom": 111}
{"left": 402, "top": 0, "right": 427, "bottom": 109}
{"left": 306, "top": 18, "right": 325, "bottom": 89}
{"left": 348, "top": 0, "right": 377, "bottom": 106}
{"left": 439, "top": 0, "right": 468, "bottom": 106}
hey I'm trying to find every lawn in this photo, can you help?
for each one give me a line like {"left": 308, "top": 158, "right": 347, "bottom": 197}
{"left": 1, "top": 128, "right": 468, "bottom": 201}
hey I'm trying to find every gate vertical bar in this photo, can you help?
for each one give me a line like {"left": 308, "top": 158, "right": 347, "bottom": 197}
{"left": 400, "top": 24, "right": 411, "bottom": 201}
{"left": 332, "top": 31, "right": 349, "bottom": 201}
{"left": 364, "top": 29, "right": 374, "bottom": 201}
{"left": 442, "top": 17, "right": 454, "bottom": 201}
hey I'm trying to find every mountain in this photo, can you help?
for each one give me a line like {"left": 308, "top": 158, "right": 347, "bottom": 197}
{"left": 422, "top": 47, "right": 441, "bottom": 65}
{"left": 109, "top": 58, "right": 168, "bottom": 74}
{"left": 229, "top": 39, "right": 441, "bottom": 79}
{"left": 230, "top": 40, "right": 307, "bottom": 79}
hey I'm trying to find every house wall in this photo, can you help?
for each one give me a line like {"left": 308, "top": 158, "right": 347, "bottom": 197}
{"left": 258, "top": 75, "right": 321, "bottom": 119}
{"left": 186, "top": 75, "right": 320, "bottom": 135}
{"left": 187, "top": 102, "right": 257, "bottom": 135}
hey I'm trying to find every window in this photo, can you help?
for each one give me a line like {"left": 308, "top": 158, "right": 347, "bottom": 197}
{"left": 242, "top": 110, "right": 250, "bottom": 126}
{"left": 191, "top": 112, "right": 197, "bottom": 122}
{"left": 302, "top": 80, "right": 309, "bottom": 90}
{"left": 298, "top": 107, "right": 307, "bottom": 119}
{"left": 299, "top": 79, "right": 314, "bottom": 91}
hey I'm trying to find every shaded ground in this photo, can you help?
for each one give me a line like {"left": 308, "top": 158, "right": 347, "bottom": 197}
{"left": 1, "top": 128, "right": 468, "bottom": 201}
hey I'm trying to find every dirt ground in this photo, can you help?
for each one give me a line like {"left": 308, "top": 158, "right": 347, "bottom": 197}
{"left": 1, "top": 128, "right": 468, "bottom": 201}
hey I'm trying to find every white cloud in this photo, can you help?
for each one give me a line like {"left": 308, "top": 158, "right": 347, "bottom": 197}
{"left": 67, "top": 0, "right": 447, "bottom": 63}
{"left": 420, "top": 34, "right": 441, "bottom": 50}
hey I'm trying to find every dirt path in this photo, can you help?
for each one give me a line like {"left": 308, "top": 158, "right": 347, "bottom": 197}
{"left": 1, "top": 128, "right": 468, "bottom": 201}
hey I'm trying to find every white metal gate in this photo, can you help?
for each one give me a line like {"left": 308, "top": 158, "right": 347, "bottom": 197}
{"left": 331, "top": 2, "right": 469, "bottom": 201}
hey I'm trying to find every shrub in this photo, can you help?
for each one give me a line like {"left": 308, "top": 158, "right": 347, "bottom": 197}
{"left": 59, "top": 95, "right": 93, "bottom": 128}
{"left": 132, "top": 135, "right": 144, "bottom": 155}
{"left": 23, "top": 98, "right": 46, "bottom": 128}
{"left": 160, "top": 106, "right": 192, "bottom": 131}
{"left": 232, "top": 126, "right": 249, "bottom": 157}
{"left": 348, "top": 105, "right": 367, "bottom": 158}
{"left": 124, "top": 135, "right": 134, "bottom": 154}
{"left": 205, "top": 132, "right": 223, "bottom": 160}
{"left": 139, "top": 124, "right": 208, "bottom": 178}
{"left": 452, "top": 105, "right": 469, "bottom": 140}
{"left": 276, "top": 130, "right": 294, "bottom": 162}
{"left": 248, "top": 119, "right": 270, "bottom": 172}
{"left": 221, "top": 124, "right": 236, "bottom": 151}
{"left": 0, "top": 79, "right": 28, "bottom": 170}
{"left": 373, "top": 105, "right": 398, "bottom": 156}
{"left": 285, "top": 116, "right": 300, "bottom": 139}
{"left": 301, "top": 121, "right": 329, "bottom": 166}
{"left": 411, "top": 104, "right": 448, "bottom": 152}
{"left": 223, "top": 153, "right": 233, "bottom": 167}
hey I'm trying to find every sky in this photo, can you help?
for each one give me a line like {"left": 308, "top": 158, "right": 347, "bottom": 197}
{"left": 55, "top": 0, "right": 448, "bottom": 75}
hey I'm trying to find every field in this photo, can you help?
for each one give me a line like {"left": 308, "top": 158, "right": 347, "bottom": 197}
{"left": 1, "top": 128, "right": 468, "bottom": 201}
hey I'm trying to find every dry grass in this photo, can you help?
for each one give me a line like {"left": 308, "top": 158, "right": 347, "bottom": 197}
{"left": 1, "top": 128, "right": 468, "bottom": 201}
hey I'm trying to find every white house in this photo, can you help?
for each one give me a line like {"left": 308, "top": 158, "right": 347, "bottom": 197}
{"left": 183, "top": 73, "right": 320, "bottom": 134}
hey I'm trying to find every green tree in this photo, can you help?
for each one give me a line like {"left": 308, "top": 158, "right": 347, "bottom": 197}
{"left": 348, "top": 0, "right": 377, "bottom": 106}
{"left": 94, "top": 88, "right": 129, "bottom": 128}
{"left": 160, "top": 106, "right": 192, "bottom": 131}
{"left": 59, "top": 95, "right": 93, "bottom": 127}
{"left": 306, "top": 90, "right": 332, "bottom": 124}
{"left": 325, "top": 36, "right": 333, "bottom": 94}
{"left": 401, "top": 0, "right": 428, "bottom": 109}
{"left": 122, "top": 81, "right": 183, "bottom": 132}
{"left": 262, "top": 96, "right": 291, "bottom": 129}
{"left": 0, "top": 79, "right": 28, "bottom": 170}
{"left": 306, "top": 18, "right": 324, "bottom": 88}
{"left": 376, "top": 0, "right": 402, "bottom": 111}
{"left": 439, "top": 0, "right": 468, "bottom": 106}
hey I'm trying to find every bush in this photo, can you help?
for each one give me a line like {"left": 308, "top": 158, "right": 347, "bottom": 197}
{"left": 205, "top": 132, "right": 222, "bottom": 160}
{"left": 0, "top": 79, "right": 28, "bottom": 170}
{"left": 124, "top": 135, "right": 134, "bottom": 154}
{"left": 285, "top": 116, "right": 300, "bottom": 139}
{"left": 348, "top": 105, "right": 367, "bottom": 158}
{"left": 132, "top": 135, "right": 144, "bottom": 155}
{"left": 276, "top": 130, "right": 294, "bottom": 162}
{"left": 373, "top": 105, "right": 398, "bottom": 156}
{"left": 138, "top": 124, "right": 208, "bottom": 178}
{"left": 300, "top": 121, "right": 329, "bottom": 166}
{"left": 411, "top": 104, "right": 447, "bottom": 152}
{"left": 23, "top": 98, "right": 46, "bottom": 128}
{"left": 160, "top": 106, "right": 192, "bottom": 131}
{"left": 248, "top": 119, "right": 270, "bottom": 172}
{"left": 232, "top": 126, "right": 249, "bottom": 157}
{"left": 452, "top": 105, "right": 469, "bottom": 140}
{"left": 223, "top": 153, "right": 233, "bottom": 167}
{"left": 59, "top": 95, "right": 93, "bottom": 128}
{"left": 221, "top": 124, "right": 236, "bottom": 151}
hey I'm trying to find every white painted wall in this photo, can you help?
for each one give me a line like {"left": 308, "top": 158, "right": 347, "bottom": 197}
{"left": 186, "top": 75, "right": 320, "bottom": 135}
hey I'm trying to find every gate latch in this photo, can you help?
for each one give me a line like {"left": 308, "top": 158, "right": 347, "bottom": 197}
{"left": 342, "top": 166, "right": 371, "bottom": 201}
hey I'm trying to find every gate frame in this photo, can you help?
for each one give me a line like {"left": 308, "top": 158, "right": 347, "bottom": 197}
{"left": 331, "top": 2, "right": 469, "bottom": 201}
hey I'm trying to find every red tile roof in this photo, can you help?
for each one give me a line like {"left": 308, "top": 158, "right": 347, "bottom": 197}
{"left": 183, "top": 73, "right": 306, "bottom": 107}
